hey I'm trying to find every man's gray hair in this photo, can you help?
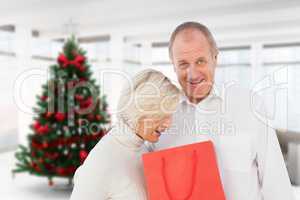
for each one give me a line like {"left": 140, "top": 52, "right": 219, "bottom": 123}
{"left": 168, "top": 21, "right": 218, "bottom": 58}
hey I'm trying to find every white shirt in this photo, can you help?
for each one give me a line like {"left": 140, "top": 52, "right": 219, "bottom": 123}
{"left": 154, "top": 85, "right": 294, "bottom": 200}
{"left": 70, "top": 122, "right": 148, "bottom": 200}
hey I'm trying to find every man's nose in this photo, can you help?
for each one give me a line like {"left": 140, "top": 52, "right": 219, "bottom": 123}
{"left": 187, "top": 64, "right": 199, "bottom": 81}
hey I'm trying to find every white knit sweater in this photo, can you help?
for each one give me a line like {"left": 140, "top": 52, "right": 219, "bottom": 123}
{"left": 70, "top": 122, "right": 149, "bottom": 200}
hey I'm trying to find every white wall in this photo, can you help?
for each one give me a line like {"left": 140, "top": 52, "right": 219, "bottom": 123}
{"left": 0, "top": 0, "right": 300, "bottom": 148}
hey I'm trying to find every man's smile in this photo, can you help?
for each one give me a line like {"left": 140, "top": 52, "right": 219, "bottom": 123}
{"left": 187, "top": 78, "right": 206, "bottom": 88}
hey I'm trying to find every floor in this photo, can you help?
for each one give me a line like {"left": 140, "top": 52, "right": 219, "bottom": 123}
{"left": 1, "top": 151, "right": 300, "bottom": 200}
{"left": 0, "top": 151, "right": 72, "bottom": 200}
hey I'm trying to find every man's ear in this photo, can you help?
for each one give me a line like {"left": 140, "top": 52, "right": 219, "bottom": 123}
{"left": 214, "top": 50, "right": 218, "bottom": 60}
{"left": 214, "top": 52, "right": 218, "bottom": 65}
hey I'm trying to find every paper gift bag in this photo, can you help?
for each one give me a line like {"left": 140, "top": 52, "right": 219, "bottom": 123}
{"left": 142, "top": 141, "right": 226, "bottom": 200}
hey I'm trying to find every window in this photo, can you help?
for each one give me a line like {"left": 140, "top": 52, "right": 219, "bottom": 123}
{"left": 218, "top": 46, "right": 250, "bottom": 66}
{"left": 32, "top": 38, "right": 63, "bottom": 60}
{"left": 123, "top": 43, "right": 141, "bottom": 64}
{"left": 215, "top": 46, "right": 251, "bottom": 88}
{"left": 262, "top": 43, "right": 300, "bottom": 132}
{"left": 151, "top": 42, "right": 170, "bottom": 65}
{"left": 263, "top": 43, "right": 300, "bottom": 65}
{"left": 80, "top": 41, "right": 110, "bottom": 62}
{"left": 0, "top": 30, "right": 14, "bottom": 55}
{"left": 79, "top": 35, "right": 110, "bottom": 62}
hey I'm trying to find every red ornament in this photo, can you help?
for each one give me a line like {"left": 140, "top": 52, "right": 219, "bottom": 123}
{"left": 95, "top": 114, "right": 102, "bottom": 121}
{"left": 77, "top": 65, "right": 86, "bottom": 72}
{"left": 31, "top": 151, "right": 36, "bottom": 157}
{"left": 75, "top": 94, "right": 84, "bottom": 101}
{"left": 52, "top": 153, "right": 59, "bottom": 159}
{"left": 45, "top": 152, "right": 58, "bottom": 160}
{"left": 45, "top": 112, "right": 53, "bottom": 118}
{"left": 33, "top": 121, "right": 41, "bottom": 130}
{"left": 57, "top": 54, "right": 69, "bottom": 68}
{"left": 79, "top": 77, "right": 87, "bottom": 82}
{"left": 31, "top": 162, "right": 41, "bottom": 172}
{"left": 44, "top": 163, "right": 55, "bottom": 171}
{"left": 42, "top": 141, "right": 49, "bottom": 148}
{"left": 75, "top": 54, "right": 85, "bottom": 65}
{"left": 56, "top": 167, "right": 65, "bottom": 175}
{"left": 87, "top": 114, "right": 94, "bottom": 121}
{"left": 41, "top": 95, "right": 48, "bottom": 101}
{"left": 80, "top": 97, "right": 93, "bottom": 108}
{"left": 67, "top": 166, "right": 77, "bottom": 175}
{"left": 37, "top": 124, "right": 50, "bottom": 135}
{"left": 58, "top": 54, "right": 85, "bottom": 69}
{"left": 79, "top": 150, "right": 88, "bottom": 163}
{"left": 55, "top": 112, "right": 65, "bottom": 122}
{"left": 43, "top": 124, "right": 50, "bottom": 133}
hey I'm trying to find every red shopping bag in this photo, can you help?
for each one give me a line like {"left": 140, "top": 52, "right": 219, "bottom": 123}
{"left": 142, "top": 141, "right": 226, "bottom": 200}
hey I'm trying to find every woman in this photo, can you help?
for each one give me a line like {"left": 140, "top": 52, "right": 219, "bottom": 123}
{"left": 70, "top": 69, "right": 181, "bottom": 200}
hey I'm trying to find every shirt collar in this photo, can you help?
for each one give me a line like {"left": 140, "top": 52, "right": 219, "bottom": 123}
{"left": 179, "top": 84, "right": 223, "bottom": 106}
{"left": 110, "top": 120, "right": 144, "bottom": 151}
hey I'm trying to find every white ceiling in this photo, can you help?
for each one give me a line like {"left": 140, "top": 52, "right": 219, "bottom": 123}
{"left": 0, "top": 0, "right": 261, "bottom": 28}
{"left": 0, "top": 0, "right": 300, "bottom": 45}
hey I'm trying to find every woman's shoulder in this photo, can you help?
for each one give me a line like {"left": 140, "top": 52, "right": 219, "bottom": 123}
{"left": 77, "top": 133, "right": 122, "bottom": 174}
{"left": 87, "top": 132, "right": 122, "bottom": 159}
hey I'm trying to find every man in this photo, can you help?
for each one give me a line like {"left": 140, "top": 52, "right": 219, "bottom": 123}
{"left": 155, "top": 22, "right": 294, "bottom": 200}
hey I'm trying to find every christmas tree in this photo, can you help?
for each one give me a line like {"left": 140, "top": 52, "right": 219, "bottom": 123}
{"left": 13, "top": 37, "right": 110, "bottom": 185}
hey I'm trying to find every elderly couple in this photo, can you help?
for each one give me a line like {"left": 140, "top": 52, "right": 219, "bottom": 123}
{"left": 70, "top": 22, "right": 294, "bottom": 200}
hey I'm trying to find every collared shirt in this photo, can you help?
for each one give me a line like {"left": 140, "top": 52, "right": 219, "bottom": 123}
{"left": 154, "top": 85, "right": 294, "bottom": 200}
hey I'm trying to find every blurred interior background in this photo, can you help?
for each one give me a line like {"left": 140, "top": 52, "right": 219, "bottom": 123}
{"left": 0, "top": 0, "right": 300, "bottom": 199}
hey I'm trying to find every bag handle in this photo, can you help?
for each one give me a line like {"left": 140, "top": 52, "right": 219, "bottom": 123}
{"left": 161, "top": 150, "right": 198, "bottom": 200}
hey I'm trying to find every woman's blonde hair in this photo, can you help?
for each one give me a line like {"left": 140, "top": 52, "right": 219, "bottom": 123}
{"left": 117, "top": 69, "right": 181, "bottom": 130}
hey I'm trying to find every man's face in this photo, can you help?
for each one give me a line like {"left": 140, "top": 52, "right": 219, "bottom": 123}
{"left": 171, "top": 29, "right": 217, "bottom": 103}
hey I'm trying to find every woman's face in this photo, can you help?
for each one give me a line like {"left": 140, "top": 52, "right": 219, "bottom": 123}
{"left": 136, "top": 115, "right": 173, "bottom": 143}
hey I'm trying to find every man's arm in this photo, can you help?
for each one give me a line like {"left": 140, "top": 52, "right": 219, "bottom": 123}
{"left": 257, "top": 126, "right": 294, "bottom": 200}
{"left": 255, "top": 107, "right": 294, "bottom": 200}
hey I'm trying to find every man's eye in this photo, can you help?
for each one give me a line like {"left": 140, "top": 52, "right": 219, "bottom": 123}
{"left": 197, "top": 60, "right": 206, "bottom": 65}
{"left": 178, "top": 63, "right": 189, "bottom": 69}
